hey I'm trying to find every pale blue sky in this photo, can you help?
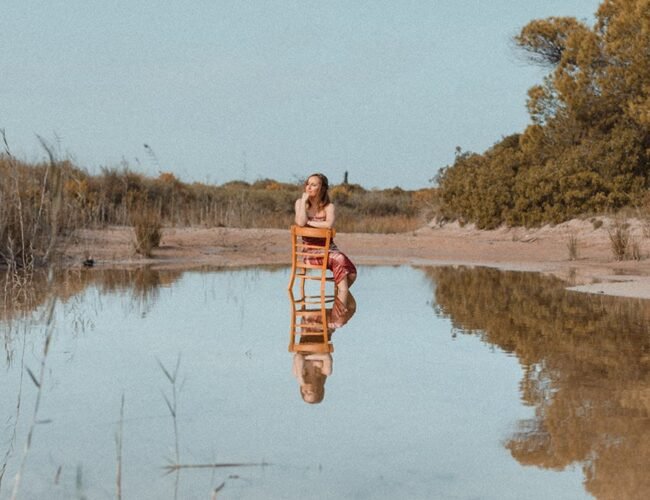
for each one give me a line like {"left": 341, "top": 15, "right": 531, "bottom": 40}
{"left": 2, "top": 1, "right": 600, "bottom": 189}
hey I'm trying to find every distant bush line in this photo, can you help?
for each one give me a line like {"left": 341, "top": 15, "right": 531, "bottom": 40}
{"left": 0, "top": 151, "right": 436, "bottom": 268}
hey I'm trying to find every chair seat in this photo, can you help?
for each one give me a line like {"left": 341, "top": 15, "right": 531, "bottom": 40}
{"left": 292, "top": 295, "right": 336, "bottom": 305}
{"left": 292, "top": 343, "right": 333, "bottom": 353}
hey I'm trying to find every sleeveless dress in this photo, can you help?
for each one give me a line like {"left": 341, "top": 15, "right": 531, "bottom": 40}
{"left": 302, "top": 215, "right": 357, "bottom": 285}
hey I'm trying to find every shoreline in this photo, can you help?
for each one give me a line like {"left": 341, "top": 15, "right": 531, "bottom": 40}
{"left": 61, "top": 218, "right": 650, "bottom": 300}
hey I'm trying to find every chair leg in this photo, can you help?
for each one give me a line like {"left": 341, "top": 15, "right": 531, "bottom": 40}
{"left": 319, "top": 299, "right": 328, "bottom": 345}
{"left": 287, "top": 264, "right": 296, "bottom": 291}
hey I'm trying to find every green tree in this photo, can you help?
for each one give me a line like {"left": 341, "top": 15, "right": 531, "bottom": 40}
{"left": 436, "top": 0, "right": 650, "bottom": 227}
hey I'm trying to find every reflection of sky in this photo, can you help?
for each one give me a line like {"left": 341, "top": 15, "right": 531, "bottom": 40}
{"left": 0, "top": 266, "right": 588, "bottom": 499}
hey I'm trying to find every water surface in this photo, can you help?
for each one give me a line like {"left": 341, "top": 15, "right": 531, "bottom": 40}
{"left": 1, "top": 265, "right": 648, "bottom": 499}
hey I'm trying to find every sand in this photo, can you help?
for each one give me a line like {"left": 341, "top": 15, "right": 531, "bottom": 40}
{"left": 64, "top": 217, "right": 650, "bottom": 300}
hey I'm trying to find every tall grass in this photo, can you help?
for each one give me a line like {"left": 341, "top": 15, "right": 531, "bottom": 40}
{"left": 131, "top": 203, "right": 162, "bottom": 257}
{"left": 0, "top": 133, "right": 70, "bottom": 271}
{"left": 115, "top": 394, "right": 124, "bottom": 500}
{"left": 608, "top": 221, "right": 631, "bottom": 261}
{"left": 9, "top": 296, "right": 56, "bottom": 500}
{"left": 566, "top": 231, "right": 579, "bottom": 261}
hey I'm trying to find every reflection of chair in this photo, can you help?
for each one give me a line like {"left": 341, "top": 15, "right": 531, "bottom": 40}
{"left": 287, "top": 225, "right": 336, "bottom": 297}
{"left": 288, "top": 290, "right": 333, "bottom": 353}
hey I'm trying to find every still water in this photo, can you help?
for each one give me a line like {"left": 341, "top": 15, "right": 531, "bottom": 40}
{"left": 0, "top": 266, "right": 648, "bottom": 499}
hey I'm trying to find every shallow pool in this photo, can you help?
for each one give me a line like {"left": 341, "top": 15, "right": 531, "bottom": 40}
{"left": 0, "top": 265, "right": 648, "bottom": 499}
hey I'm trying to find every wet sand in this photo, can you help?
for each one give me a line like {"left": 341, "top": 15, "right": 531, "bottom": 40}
{"left": 63, "top": 217, "right": 650, "bottom": 299}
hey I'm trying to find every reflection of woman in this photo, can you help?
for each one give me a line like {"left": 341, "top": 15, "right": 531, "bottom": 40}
{"left": 292, "top": 352, "right": 331, "bottom": 404}
{"left": 294, "top": 173, "right": 357, "bottom": 298}
{"left": 328, "top": 293, "right": 356, "bottom": 329}
{"left": 291, "top": 292, "right": 356, "bottom": 404}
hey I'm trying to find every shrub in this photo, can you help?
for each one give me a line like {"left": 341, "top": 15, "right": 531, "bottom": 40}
{"left": 608, "top": 221, "right": 630, "bottom": 261}
{"left": 131, "top": 203, "right": 162, "bottom": 257}
{"left": 0, "top": 141, "right": 82, "bottom": 270}
{"left": 566, "top": 232, "right": 579, "bottom": 261}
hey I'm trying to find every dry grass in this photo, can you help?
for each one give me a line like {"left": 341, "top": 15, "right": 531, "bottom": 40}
{"left": 9, "top": 296, "right": 56, "bottom": 500}
{"left": 131, "top": 204, "right": 162, "bottom": 257}
{"left": 630, "top": 238, "right": 642, "bottom": 261}
{"left": 608, "top": 221, "right": 631, "bottom": 261}
{"left": 566, "top": 231, "right": 579, "bottom": 261}
{"left": 335, "top": 214, "right": 424, "bottom": 233}
{"left": 158, "top": 356, "right": 182, "bottom": 466}
{"left": 115, "top": 394, "right": 124, "bottom": 500}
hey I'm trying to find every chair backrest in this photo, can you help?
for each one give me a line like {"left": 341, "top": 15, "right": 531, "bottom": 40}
{"left": 291, "top": 226, "right": 334, "bottom": 272}
{"left": 291, "top": 225, "right": 336, "bottom": 240}
{"left": 288, "top": 225, "right": 336, "bottom": 293}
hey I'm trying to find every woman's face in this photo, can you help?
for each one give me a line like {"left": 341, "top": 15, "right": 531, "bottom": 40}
{"left": 301, "top": 384, "right": 323, "bottom": 403}
{"left": 305, "top": 176, "right": 322, "bottom": 198}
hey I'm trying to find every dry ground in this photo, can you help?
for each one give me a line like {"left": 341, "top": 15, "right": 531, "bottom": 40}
{"left": 63, "top": 217, "right": 650, "bottom": 299}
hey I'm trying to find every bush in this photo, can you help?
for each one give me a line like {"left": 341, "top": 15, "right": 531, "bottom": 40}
{"left": 608, "top": 221, "right": 631, "bottom": 261}
{"left": 131, "top": 204, "right": 162, "bottom": 257}
{"left": 0, "top": 150, "right": 81, "bottom": 269}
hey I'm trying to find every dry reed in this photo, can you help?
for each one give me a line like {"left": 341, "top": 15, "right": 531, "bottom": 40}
{"left": 608, "top": 221, "right": 631, "bottom": 260}
{"left": 10, "top": 296, "right": 56, "bottom": 500}
{"left": 131, "top": 204, "right": 162, "bottom": 257}
{"left": 158, "top": 356, "right": 182, "bottom": 466}
{"left": 630, "top": 238, "right": 642, "bottom": 261}
{"left": 0, "top": 322, "right": 28, "bottom": 494}
{"left": 566, "top": 231, "right": 579, "bottom": 261}
{"left": 115, "top": 394, "right": 125, "bottom": 500}
{"left": 0, "top": 131, "right": 79, "bottom": 273}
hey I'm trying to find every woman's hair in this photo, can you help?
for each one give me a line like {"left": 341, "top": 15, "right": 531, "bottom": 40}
{"left": 305, "top": 172, "right": 331, "bottom": 211}
{"left": 300, "top": 359, "right": 327, "bottom": 404}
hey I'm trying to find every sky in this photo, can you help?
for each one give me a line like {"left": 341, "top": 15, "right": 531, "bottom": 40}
{"left": 2, "top": 0, "right": 601, "bottom": 189}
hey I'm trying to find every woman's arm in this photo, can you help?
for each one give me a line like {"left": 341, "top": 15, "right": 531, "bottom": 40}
{"left": 305, "top": 203, "right": 335, "bottom": 229}
{"left": 292, "top": 353, "right": 304, "bottom": 381}
{"left": 294, "top": 193, "right": 309, "bottom": 226}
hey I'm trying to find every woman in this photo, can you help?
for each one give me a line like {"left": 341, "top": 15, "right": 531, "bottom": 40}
{"left": 294, "top": 173, "right": 357, "bottom": 297}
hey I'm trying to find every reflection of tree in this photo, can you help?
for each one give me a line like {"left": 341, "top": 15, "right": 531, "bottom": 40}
{"left": 95, "top": 267, "right": 181, "bottom": 313}
{"left": 1, "top": 268, "right": 182, "bottom": 356}
{"left": 425, "top": 266, "right": 650, "bottom": 500}
{"left": 2, "top": 268, "right": 182, "bottom": 314}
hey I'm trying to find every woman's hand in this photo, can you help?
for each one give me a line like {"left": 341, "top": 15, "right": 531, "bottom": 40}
{"left": 295, "top": 196, "right": 309, "bottom": 226}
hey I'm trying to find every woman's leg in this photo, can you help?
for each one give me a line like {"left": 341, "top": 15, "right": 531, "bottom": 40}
{"left": 329, "top": 251, "right": 356, "bottom": 298}
{"left": 336, "top": 272, "right": 356, "bottom": 301}
{"left": 336, "top": 276, "right": 349, "bottom": 301}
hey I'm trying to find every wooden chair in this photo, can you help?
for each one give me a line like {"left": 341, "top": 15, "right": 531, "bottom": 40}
{"left": 288, "top": 289, "right": 333, "bottom": 353}
{"left": 287, "top": 225, "right": 336, "bottom": 298}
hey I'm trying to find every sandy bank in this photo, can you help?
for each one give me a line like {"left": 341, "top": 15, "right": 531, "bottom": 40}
{"left": 63, "top": 217, "right": 650, "bottom": 300}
